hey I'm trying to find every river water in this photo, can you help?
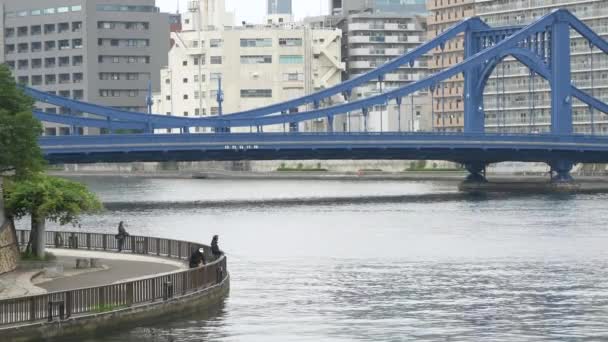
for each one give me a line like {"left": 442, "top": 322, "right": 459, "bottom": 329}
{"left": 36, "top": 176, "right": 608, "bottom": 341}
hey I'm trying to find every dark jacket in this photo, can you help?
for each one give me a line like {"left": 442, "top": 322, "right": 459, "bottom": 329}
{"left": 189, "top": 249, "right": 205, "bottom": 268}
{"left": 211, "top": 240, "right": 223, "bottom": 256}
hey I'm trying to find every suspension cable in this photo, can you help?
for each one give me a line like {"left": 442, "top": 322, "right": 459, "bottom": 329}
{"left": 528, "top": 70, "right": 533, "bottom": 133}
{"left": 431, "top": 86, "right": 435, "bottom": 132}
{"left": 590, "top": 42, "right": 595, "bottom": 135}
{"left": 441, "top": 52, "right": 446, "bottom": 131}
{"left": 501, "top": 62, "right": 506, "bottom": 133}
{"left": 496, "top": 66, "right": 500, "bottom": 132}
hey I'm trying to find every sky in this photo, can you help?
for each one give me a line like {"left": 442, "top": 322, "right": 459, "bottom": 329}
{"left": 157, "top": 0, "right": 329, "bottom": 24}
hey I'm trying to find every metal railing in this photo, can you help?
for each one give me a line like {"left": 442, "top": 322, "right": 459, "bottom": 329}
{"left": 0, "top": 230, "right": 227, "bottom": 326}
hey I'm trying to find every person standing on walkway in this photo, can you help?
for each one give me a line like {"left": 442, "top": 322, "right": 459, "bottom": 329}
{"left": 211, "top": 235, "right": 223, "bottom": 260}
{"left": 115, "top": 221, "right": 129, "bottom": 252}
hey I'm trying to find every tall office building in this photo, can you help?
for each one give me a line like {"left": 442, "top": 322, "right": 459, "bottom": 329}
{"left": 153, "top": 0, "right": 344, "bottom": 133}
{"left": 268, "top": 0, "right": 292, "bottom": 15}
{"left": 0, "top": 0, "right": 169, "bottom": 136}
{"left": 428, "top": 0, "right": 608, "bottom": 134}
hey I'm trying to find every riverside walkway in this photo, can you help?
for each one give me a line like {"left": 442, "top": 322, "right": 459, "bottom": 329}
{"left": 0, "top": 230, "right": 229, "bottom": 342}
{"left": 0, "top": 249, "right": 185, "bottom": 299}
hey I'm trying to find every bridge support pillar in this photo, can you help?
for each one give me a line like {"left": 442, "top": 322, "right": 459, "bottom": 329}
{"left": 463, "top": 27, "right": 485, "bottom": 133}
{"left": 549, "top": 160, "right": 574, "bottom": 183}
{"left": 550, "top": 19, "right": 573, "bottom": 135}
{"left": 464, "top": 162, "right": 487, "bottom": 183}
{"left": 326, "top": 116, "right": 333, "bottom": 133}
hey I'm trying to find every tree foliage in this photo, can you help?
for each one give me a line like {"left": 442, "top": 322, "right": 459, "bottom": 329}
{"left": 5, "top": 175, "right": 103, "bottom": 226}
{"left": 0, "top": 64, "right": 44, "bottom": 178}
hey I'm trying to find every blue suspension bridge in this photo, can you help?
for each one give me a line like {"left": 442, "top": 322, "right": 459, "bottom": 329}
{"left": 24, "top": 9, "right": 608, "bottom": 182}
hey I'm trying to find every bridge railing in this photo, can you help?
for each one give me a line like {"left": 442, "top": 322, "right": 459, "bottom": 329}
{"left": 0, "top": 230, "right": 227, "bottom": 326}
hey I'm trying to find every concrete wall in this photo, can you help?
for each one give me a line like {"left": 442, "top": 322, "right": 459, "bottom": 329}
{"left": 0, "top": 177, "right": 19, "bottom": 275}
{"left": 61, "top": 159, "right": 460, "bottom": 173}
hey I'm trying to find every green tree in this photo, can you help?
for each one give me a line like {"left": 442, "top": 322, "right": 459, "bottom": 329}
{"left": 0, "top": 64, "right": 44, "bottom": 178}
{"left": 5, "top": 175, "right": 103, "bottom": 257}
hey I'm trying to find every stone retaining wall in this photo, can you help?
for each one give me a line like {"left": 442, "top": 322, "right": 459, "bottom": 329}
{"left": 0, "top": 177, "right": 19, "bottom": 275}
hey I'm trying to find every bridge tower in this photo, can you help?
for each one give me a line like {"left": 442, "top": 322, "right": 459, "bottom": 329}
{"left": 462, "top": 13, "right": 575, "bottom": 182}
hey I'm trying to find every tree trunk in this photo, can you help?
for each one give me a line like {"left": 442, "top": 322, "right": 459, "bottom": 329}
{"left": 32, "top": 215, "right": 46, "bottom": 258}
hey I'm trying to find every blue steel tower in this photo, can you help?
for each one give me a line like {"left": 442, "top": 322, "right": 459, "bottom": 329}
{"left": 267, "top": 0, "right": 292, "bottom": 15}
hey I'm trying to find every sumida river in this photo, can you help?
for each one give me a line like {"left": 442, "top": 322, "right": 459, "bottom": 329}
{"left": 37, "top": 176, "right": 608, "bottom": 341}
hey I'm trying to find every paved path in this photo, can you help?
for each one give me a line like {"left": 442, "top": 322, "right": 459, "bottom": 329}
{"left": 0, "top": 249, "right": 186, "bottom": 299}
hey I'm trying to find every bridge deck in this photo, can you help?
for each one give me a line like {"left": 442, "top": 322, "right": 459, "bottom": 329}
{"left": 40, "top": 133, "right": 608, "bottom": 164}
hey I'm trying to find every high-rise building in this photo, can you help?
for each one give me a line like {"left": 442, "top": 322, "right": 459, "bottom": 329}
{"left": 308, "top": 3, "right": 430, "bottom": 132}
{"left": 153, "top": 0, "right": 344, "bottom": 133}
{"left": 477, "top": 0, "right": 608, "bottom": 135}
{"left": 426, "top": 0, "right": 474, "bottom": 132}
{"left": 330, "top": 0, "right": 427, "bottom": 16}
{"left": 427, "top": 0, "right": 608, "bottom": 134}
{"left": 267, "top": 0, "right": 292, "bottom": 15}
{"left": 0, "top": 0, "right": 169, "bottom": 136}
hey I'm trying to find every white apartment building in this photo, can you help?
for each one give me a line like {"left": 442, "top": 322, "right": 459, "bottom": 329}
{"left": 307, "top": 11, "right": 430, "bottom": 132}
{"left": 153, "top": 0, "right": 344, "bottom": 133}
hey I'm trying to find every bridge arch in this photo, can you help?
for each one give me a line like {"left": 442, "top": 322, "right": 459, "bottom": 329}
{"left": 469, "top": 47, "right": 552, "bottom": 133}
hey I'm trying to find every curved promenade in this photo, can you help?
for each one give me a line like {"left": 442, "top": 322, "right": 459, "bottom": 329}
{"left": 0, "top": 230, "right": 229, "bottom": 342}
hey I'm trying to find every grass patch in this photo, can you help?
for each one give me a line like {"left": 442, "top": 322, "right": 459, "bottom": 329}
{"left": 277, "top": 162, "right": 327, "bottom": 172}
{"left": 93, "top": 304, "right": 128, "bottom": 313}
{"left": 20, "top": 251, "right": 57, "bottom": 262}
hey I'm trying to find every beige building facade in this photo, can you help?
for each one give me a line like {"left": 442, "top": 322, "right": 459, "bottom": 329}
{"left": 153, "top": 24, "right": 344, "bottom": 133}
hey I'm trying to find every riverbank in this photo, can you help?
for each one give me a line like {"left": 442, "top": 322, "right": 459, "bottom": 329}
{"left": 50, "top": 169, "right": 608, "bottom": 182}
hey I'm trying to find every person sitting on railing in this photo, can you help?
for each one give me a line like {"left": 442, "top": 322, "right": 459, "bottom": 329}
{"left": 189, "top": 247, "right": 206, "bottom": 268}
{"left": 211, "top": 235, "right": 223, "bottom": 259}
{"left": 115, "top": 221, "right": 129, "bottom": 252}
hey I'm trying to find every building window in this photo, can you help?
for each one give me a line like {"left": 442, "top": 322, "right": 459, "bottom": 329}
{"left": 183, "top": 78, "right": 188, "bottom": 83}
{"left": 58, "top": 40, "right": 70, "bottom": 50}
{"left": 240, "top": 55, "right": 272, "bottom": 64}
{"left": 279, "top": 55, "right": 303, "bottom": 64}
{"left": 240, "top": 38, "right": 272, "bottom": 47}
{"left": 72, "top": 39, "right": 83, "bottom": 49}
{"left": 210, "top": 73, "right": 222, "bottom": 81}
{"left": 30, "top": 26, "right": 41, "bottom": 35}
{"left": 183, "top": 94, "right": 188, "bottom": 100}
{"left": 31, "top": 42, "right": 42, "bottom": 52}
{"left": 193, "top": 75, "right": 199, "bottom": 82}
{"left": 240, "top": 89, "right": 272, "bottom": 98}
{"left": 166, "top": 95, "right": 171, "bottom": 101}
{"left": 44, "top": 41, "right": 56, "bottom": 51}
{"left": 283, "top": 73, "right": 304, "bottom": 81}
{"left": 210, "top": 56, "right": 222, "bottom": 64}
{"left": 58, "top": 56, "right": 70, "bottom": 67}
{"left": 210, "top": 39, "right": 223, "bottom": 48}
{"left": 73, "top": 56, "right": 83, "bottom": 66}
{"left": 128, "top": 90, "right": 138, "bottom": 97}
{"left": 165, "top": 78, "right": 170, "bottom": 84}
{"left": 44, "top": 24, "right": 55, "bottom": 34}
{"left": 72, "top": 22, "right": 82, "bottom": 32}
{"left": 58, "top": 23, "right": 69, "bottom": 33}
{"left": 182, "top": 60, "right": 188, "bottom": 66}
{"left": 279, "top": 38, "right": 302, "bottom": 47}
